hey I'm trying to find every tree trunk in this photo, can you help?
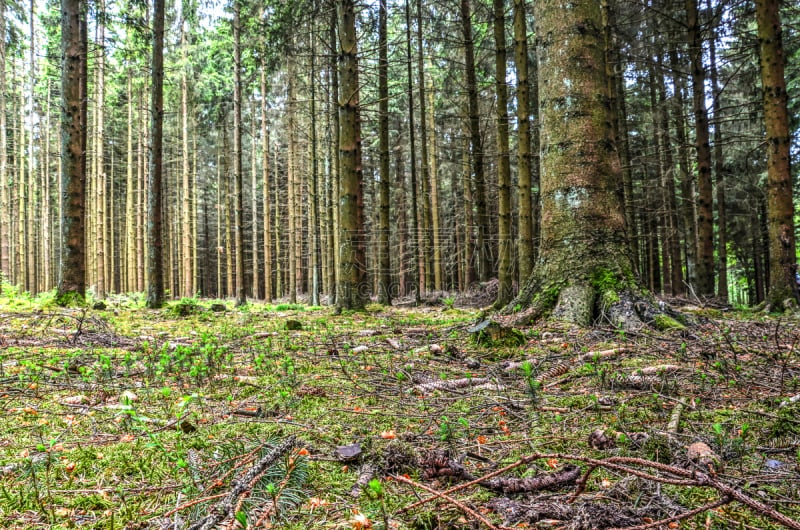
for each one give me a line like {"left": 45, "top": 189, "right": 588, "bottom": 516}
{"left": 494, "top": 0, "right": 512, "bottom": 307}
{"left": 685, "top": 0, "right": 715, "bottom": 296}
{"left": 146, "top": 0, "right": 165, "bottom": 308}
{"left": 707, "top": 0, "right": 728, "bottom": 301}
{"left": 404, "top": 0, "right": 422, "bottom": 302}
{"left": 232, "top": 1, "right": 246, "bottom": 307}
{"left": 460, "top": 0, "right": 489, "bottom": 282}
{"left": 261, "top": 63, "right": 273, "bottom": 301}
{"left": 377, "top": 0, "right": 392, "bottom": 305}
{"left": 756, "top": 0, "right": 798, "bottom": 309}
{"left": 57, "top": 0, "right": 87, "bottom": 305}
{"left": 0, "top": 0, "right": 8, "bottom": 280}
{"left": 309, "top": 9, "right": 321, "bottom": 306}
{"left": 513, "top": 0, "right": 533, "bottom": 284}
{"left": 504, "top": 0, "right": 669, "bottom": 330}
{"left": 95, "top": 0, "right": 106, "bottom": 299}
{"left": 667, "top": 41, "right": 697, "bottom": 292}
{"left": 416, "top": 0, "right": 434, "bottom": 293}
{"left": 181, "top": 19, "right": 192, "bottom": 298}
{"left": 336, "top": 0, "right": 368, "bottom": 310}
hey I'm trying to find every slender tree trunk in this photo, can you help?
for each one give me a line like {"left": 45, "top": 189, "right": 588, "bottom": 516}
{"left": 668, "top": 42, "right": 696, "bottom": 291}
{"left": 57, "top": 0, "right": 87, "bottom": 305}
{"left": 309, "top": 9, "right": 321, "bottom": 306}
{"left": 656, "top": 54, "right": 683, "bottom": 295}
{"left": 251, "top": 99, "right": 259, "bottom": 300}
{"left": 685, "top": 0, "right": 714, "bottom": 296}
{"left": 336, "top": 0, "right": 367, "bottom": 310}
{"left": 756, "top": 0, "right": 797, "bottom": 308}
{"left": 232, "top": 1, "right": 246, "bottom": 307}
{"left": 404, "top": 0, "right": 422, "bottom": 302}
{"left": 146, "top": 0, "right": 165, "bottom": 308}
{"left": 377, "top": 0, "right": 392, "bottom": 305}
{"left": 329, "top": 12, "right": 340, "bottom": 304}
{"left": 0, "top": 0, "right": 8, "bottom": 280}
{"left": 95, "top": 0, "right": 106, "bottom": 299}
{"left": 427, "top": 76, "right": 442, "bottom": 293}
{"left": 261, "top": 64, "right": 273, "bottom": 301}
{"left": 514, "top": 0, "right": 533, "bottom": 283}
{"left": 462, "top": 131, "right": 475, "bottom": 287}
{"left": 461, "top": 0, "right": 489, "bottom": 282}
{"left": 287, "top": 58, "right": 297, "bottom": 303}
{"left": 416, "top": 0, "right": 434, "bottom": 292}
{"left": 181, "top": 20, "right": 192, "bottom": 298}
{"left": 494, "top": 0, "right": 512, "bottom": 306}
{"left": 42, "top": 83, "right": 52, "bottom": 290}
{"left": 707, "top": 0, "right": 727, "bottom": 301}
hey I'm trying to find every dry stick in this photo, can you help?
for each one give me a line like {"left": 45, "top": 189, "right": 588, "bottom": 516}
{"left": 698, "top": 472, "right": 800, "bottom": 530}
{"left": 667, "top": 400, "right": 685, "bottom": 433}
{"left": 392, "top": 474, "right": 503, "bottom": 530}
{"left": 608, "top": 497, "right": 730, "bottom": 530}
{"left": 185, "top": 436, "right": 296, "bottom": 530}
{"left": 161, "top": 492, "right": 227, "bottom": 519}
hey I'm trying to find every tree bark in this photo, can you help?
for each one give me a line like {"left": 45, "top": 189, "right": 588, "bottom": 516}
{"left": 461, "top": 0, "right": 489, "bottom": 282}
{"left": 685, "top": 0, "right": 715, "bottom": 296}
{"left": 494, "top": 0, "right": 512, "bottom": 307}
{"left": 505, "top": 0, "right": 664, "bottom": 330}
{"left": 261, "top": 63, "right": 273, "bottom": 301}
{"left": 146, "top": 0, "right": 165, "bottom": 308}
{"left": 377, "top": 0, "right": 392, "bottom": 305}
{"left": 232, "top": 0, "right": 246, "bottom": 307}
{"left": 0, "top": 0, "right": 8, "bottom": 280}
{"left": 707, "top": 0, "right": 728, "bottom": 301}
{"left": 181, "top": 19, "right": 192, "bottom": 298}
{"left": 756, "top": 0, "right": 798, "bottom": 309}
{"left": 404, "top": 0, "right": 422, "bottom": 302}
{"left": 57, "top": 0, "right": 87, "bottom": 305}
{"left": 336, "top": 0, "right": 368, "bottom": 310}
{"left": 513, "top": 0, "right": 533, "bottom": 284}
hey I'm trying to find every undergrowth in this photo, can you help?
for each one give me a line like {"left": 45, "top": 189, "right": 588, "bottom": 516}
{"left": 0, "top": 294, "right": 798, "bottom": 529}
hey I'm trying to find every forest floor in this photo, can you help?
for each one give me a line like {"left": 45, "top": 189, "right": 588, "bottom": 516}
{"left": 0, "top": 291, "right": 799, "bottom": 530}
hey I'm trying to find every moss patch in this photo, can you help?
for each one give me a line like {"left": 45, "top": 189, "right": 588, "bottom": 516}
{"left": 653, "top": 313, "right": 686, "bottom": 331}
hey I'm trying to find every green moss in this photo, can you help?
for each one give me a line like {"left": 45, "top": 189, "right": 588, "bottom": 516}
{"left": 590, "top": 268, "right": 621, "bottom": 292}
{"left": 55, "top": 290, "right": 86, "bottom": 307}
{"left": 654, "top": 313, "right": 686, "bottom": 331}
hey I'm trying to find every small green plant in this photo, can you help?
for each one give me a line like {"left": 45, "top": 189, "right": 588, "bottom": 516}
{"left": 441, "top": 296, "right": 456, "bottom": 309}
{"left": 520, "top": 361, "right": 541, "bottom": 405}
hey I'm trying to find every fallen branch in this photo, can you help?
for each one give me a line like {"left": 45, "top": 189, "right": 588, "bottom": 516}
{"left": 185, "top": 436, "right": 297, "bottom": 530}
{"left": 410, "top": 377, "right": 489, "bottom": 395}
{"left": 392, "top": 474, "right": 503, "bottom": 530}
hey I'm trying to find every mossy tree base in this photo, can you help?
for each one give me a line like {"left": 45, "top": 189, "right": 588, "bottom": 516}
{"left": 498, "top": 264, "right": 687, "bottom": 331}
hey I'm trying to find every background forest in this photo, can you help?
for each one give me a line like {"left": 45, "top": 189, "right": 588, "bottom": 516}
{"left": 0, "top": 0, "right": 799, "bottom": 308}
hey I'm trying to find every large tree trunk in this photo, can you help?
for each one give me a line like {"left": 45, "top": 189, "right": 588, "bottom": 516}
{"left": 261, "top": 63, "right": 273, "bottom": 302}
{"left": 57, "top": 0, "right": 87, "bottom": 305}
{"left": 503, "top": 0, "right": 670, "bottom": 330}
{"left": 146, "top": 0, "right": 165, "bottom": 308}
{"left": 756, "top": 0, "right": 798, "bottom": 309}
{"left": 336, "top": 0, "right": 368, "bottom": 310}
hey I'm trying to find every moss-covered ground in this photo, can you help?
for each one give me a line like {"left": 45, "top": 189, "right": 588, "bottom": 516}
{"left": 0, "top": 290, "right": 799, "bottom": 529}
